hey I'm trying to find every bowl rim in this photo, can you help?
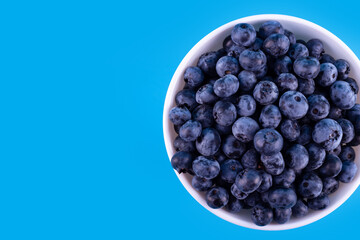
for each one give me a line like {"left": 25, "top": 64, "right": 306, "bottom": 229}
{"left": 163, "top": 14, "right": 360, "bottom": 230}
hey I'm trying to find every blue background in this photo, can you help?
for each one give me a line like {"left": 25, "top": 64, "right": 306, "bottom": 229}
{"left": 1, "top": 0, "right": 360, "bottom": 239}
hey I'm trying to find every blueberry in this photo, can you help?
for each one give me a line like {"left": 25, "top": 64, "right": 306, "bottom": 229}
{"left": 268, "top": 188, "right": 297, "bottom": 209}
{"left": 347, "top": 104, "right": 360, "bottom": 123}
{"left": 220, "top": 159, "right": 243, "bottom": 183}
{"left": 226, "top": 44, "right": 246, "bottom": 58}
{"left": 241, "top": 148, "right": 260, "bottom": 169}
{"left": 350, "top": 135, "right": 360, "bottom": 146}
{"left": 296, "top": 124, "right": 313, "bottom": 145}
{"left": 254, "top": 65, "right": 268, "bottom": 79}
{"left": 260, "top": 191, "right": 270, "bottom": 203}
{"left": 327, "top": 144, "right": 341, "bottom": 156}
{"left": 192, "top": 176, "right": 213, "bottom": 191}
{"left": 307, "top": 194, "right": 330, "bottom": 210}
{"left": 273, "top": 168, "right": 296, "bottom": 188}
{"left": 274, "top": 208, "right": 292, "bottom": 224}
{"left": 305, "top": 143, "right": 326, "bottom": 171}
{"left": 259, "top": 105, "right": 282, "bottom": 128}
{"left": 222, "top": 135, "right": 247, "bottom": 159}
{"left": 339, "top": 146, "right": 355, "bottom": 162}
{"left": 297, "top": 172, "right": 323, "bottom": 199}
{"left": 337, "top": 118, "right": 355, "bottom": 144}
{"left": 227, "top": 196, "right": 244, "bottom": 213}
{"left": 293, "top": 56, "right": 320, "bottom": 79}
{"left": 169, "top": 106, "right": 191, "bottom": 126}
{"left": 330, "top": 80, "right": 357, "bottom": 110}
{"left": 238, "top": 70, "right": 257, "bottom": 91}
{"left": 179, "top": 120, "right": 202, "bottom": 142}
{"left": 288, "top": 43, "right": 309, "bottom": 60}
{"left": 322, "top": 177, "right": 339, "bottom": 195}
{"left": 297, "top": 78, "right": 315, "bottom": 96}
{"left": 285, "top": 144, "right": 309, "bottom": 171}
{"left": 315, "top": 63, "right": 338, "bottom": 87}
{"left": 231, "top": 183, "right": 249, "bottom": 200}
{"left": 263, "top": 33, "right": 290, "bottom": 57}
{"left": 193, "top": 156, "right": 220, "bottom": 179}
{"left": 196, "top": 128, "right": 221, "bottom": 156}
{"left": 284, "top": 29, "right": 296, "bottom": 44}
{"left": 215, "top": 123, "right": 232, "bottom": 136}
{"left": 251, "top": 204, "right": 273, "bottom": 226}
{"left": 250, "top": 37, "right": 264, "bottom": 51}
{"left": 173, "top": 136, "right": 195, "bottom": 152}
{"left": 280, "top": 119, "right": 300, "bottom": 141}
{"left": 192, "top": 105, "right": 214, "bottom": 128}
{"left": 261, "top": 152, "right": 285, "bottom": 175}
{"left": 244, "top": 191, "right": 262, "bottom": 207}
{"left": 217, "top": 48, "right": 227, "bottom": 58}
{"left": 306, "top": 39, "right": 325, "bottom": 59}
{"left": 328, "top": 106, "right": 343, "bottom": 120}
{"left": 275, "top": 73, "right": 298, "bottom": 92}
{"left": 307, "top": 94, "right": 330, "bottom": 121}
{"left": 231, "top": 23, "right": 256, "bottom": 46}
{"left": 254, "top": 128, "right": 283, "bottom": 156}
{"left": 196, "top": 83, "right": 219, "bottom": 104}
{"left": 312, "top": 118, "right": 343, "bottom": 151}
{"left": 344, "top": 77, "right": 359, "bottom": 94}
{"left": 273, "top": 55, "right": 292, "bottom": 75}
{"left": 292, "top": 200, "right": 308, "bottom": 217}
{"left": 279, "top": 91, "right": 309, "bottom": 120}
{"left": 171, "top": 151, "right": 193, "bottom": 174}
{"left": 257, "top": 170, "right": 273, "bottom": 193}
{"left": 197, "top": 51, "right": 220, "bottom": 77}
{"left": 213, "top": 100, "right": 237, "bottom": 126}
{"left": 174, "top": 124, "right": 181, "bottom": 134}
{"left": 239, "top": 49, "right": 267, "bottom": 72}
{"left": 235, "top": 169, "right": 262, "bottom": 193}
{"left": 213, "top": 74, "right": 239, "bottom": 98}
{"left": 223, "top": 35, "right": 235, "bottom": 52}
{"left": 184, "top": 66, "right": 205, "bottom": 88}
{"left": 236, "top": 95, "right": 257, "bottom": 117}
{"left": 206, "top": 187, "right": 229, "bottom": 209}
{"left": 259, "top": 20, "right": 284, "bottom": 39}
{"left": 338, "top": 160, "right": 358, "bottom": 183}
{"left": 232, "top": 117, "right": 260, "bottom": 143}
{"left": 211, "top": 150, "right": 227, "bottom": 164}
{"left": 216, "top": 56, "right": 240, "bottom": 77}
{"left": 320, "top": 54, "right": 335, "bottom": 64}
{"left": 253, "top": 81, "right": 279, "bottom": 105}
{"left": 334, "top": 59, "right": 350, "bottom": 79}
{"left": 175, "top": 89, "right": 197, "bottom": 110}
{"left": 318, "top": 154, "right": 342, "bottom": 178}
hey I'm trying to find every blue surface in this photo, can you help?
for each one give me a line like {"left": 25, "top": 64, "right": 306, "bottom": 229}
{"left": 1, "top": 0, "right": 360, "bottom": 239}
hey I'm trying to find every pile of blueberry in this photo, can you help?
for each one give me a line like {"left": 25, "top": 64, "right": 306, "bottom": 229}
{"left": 169, "top": 20, "right": 359, "bottom": 226}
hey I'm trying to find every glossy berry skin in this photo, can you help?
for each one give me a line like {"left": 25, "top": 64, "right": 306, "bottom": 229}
{"left": 236, "top": 95, "right": 257, "bottom": 117}
{"left": 175, "top": 89, "right": 197, "bottom": 111}
{"left": 293, "top": 56, "right": 320, "bottom": 79}
{"left": 171, "top": 151, "right": 193, "bottom": 174}
{"left": 239, "top": 49, "right": 267, "bottom": 72}
{"left": 241, "top": 148, "right": 259, "bottom": 169}
{"left": 259, "top": 20, "right": 284, "bottom": 39}
{"left": 206, "top": 187, "right": 229, "bottom": 209}
{"left": 257, "top": 170, "right": 273, "bottom": 193}
{"left": 235, "top": 169, "right": 262, "bottom": 194}
{"left": 297, "top": 172, "right": 323, "bottom": 199}
{"left": 320, "top": 54, "right": 335, "bottom": 64}
{"left": 330, "top": 80, "right": 357, "bottom": 110}
{"left": 307, "top": 94, "right": 330, "bottom": 121}
{"left": 259, "top": 105, "right": 282, "bottom": 128}
{"left": 338, "top": 160, "right": 358, "bottom": 183}
{"left": 169, "top": 106, "right": 191, "bottom": 126}
{"left": 273, "top": 168, "right": 296, "bottom": 188}
{"left": 213, "top": 100, "right": 237, "bottom": 126}
{"left": 253, "top": 81, "right": 279, "bottom": 105}
{"left": 179, "top": 120, "right": 202, "bottom": 142}
{"left": 315, "top": 63, "right": 338, "bottom": 87}
{"left": 254, "top": 65, "right": 268, "bottom": 78}
{"left": 297, "top": 78, "right": 315, "bottom": 96}
{"left": 279, "top": 91, "right": 309, "bottom": 120}
{"left": 328, "top": 106, "right": 343, "bottom": 120}
{"left": 273, "top": 56, "right": 292, "bottom": 75}
{"left": 254, "top": 128, "right": 283, "bottom": 155}
{"left": 196, "top": 83, "right": 218, "bottom": 105}
{"left": 306, "top": 39, "right": 325, "bottom": 59}
{"left": 280, "top": 119, "right": 300, "bottom": 142}
{"left": 223, "top": 35, "right": 235, "bottom": 52}
{"left": 334, "top": 59, "right": 350, "bottom": 80}
{"left": 312, "top": 118, "right": 343, "bottom": 151}
{"left": 227, "top": 44, "right": 246, "bottom": 58}
{"left": 231, "top": 23, "right": 256, "bottom": 46}
{"left": 288, "top": 43, "right": 309, "bottom": 60}
{"left": 251, "top": 204, "right": 274, "bottom": 226}
{"left": 261, "top": 152, "right": 285, "bottom": 176}
{"left": 238, "top": 70, "right": 257, "bottom": 91}
{"left": 222, "top": 135, "right": 246, "bottom": 159}
{"left": 227, "top": 196, "right": 244, "bottom": 213}
{"left": 184, "top": 66, "right": 204, "bottom": 88}
{"left": 307, "top": 194, "right": 330, "bottom": 210}
{"left": 292, "top": 200, "right": 308, "bottom": 217}
{"left": 232, "top": 117, "right": 260, "bottom": 143}
{"left": 285, "top": 144, "right": 309, "bottom": 171}
{"left": 268, "top": 188, "right": 297, "bottom": 209}
{"left": 322, "top": 177, "right": 339, "bottom": 195}
{"left": 192, "top": 176, "right": 213, "bottom": 191}
{"left": 197, "top": 51, "right": 220, "bottom": 77}
{"left": 339, "top": 146, "right": 355, "bottom": 162}
{"left": 230, "top": 183, "right": 248, "bottom": 200}
{"left": 192, "top": 105, "right": 214, "bottom": 128}
{"left": 284, "top": 29, "right": 296, "bottom": 44}
{"left": 305, "top": 143, "right": 326, "bottom": 171}
{"left": 196, "top": 128, "right": 221, "bottom": 156}
{"left": 318, "top": 154, "right": 342, "bottom": 178}
{"left": 275, "top": 73, "right": 298, "bottom": 92}
{"left": 327, "top": 144, "right": 341, "bottom": 156}
{"left": 243, "top": 192, "right": 262, "bottom": 208}
{"left": 347, "top": 104, "right": 360, "bottom": 123}
{"left": 344, "top": 77, "right": 359, "bottom": 94}
{"left": 213, "top": 74, "right": 239, "bottom": 98}
{"left": 274, "top": 208, "right": 292, "bottom": 224}
{"left": 193, "top": 156, "right": 220, "bottom": 179}
{"left": 220, "top": 159, "right": 243, "bottom": 183}
{"left": 263, "top": 33, "right": 290, "bottom": 57}
{"left": 173, "top": 136, "right": 195, "bottom": 152}
{"left": 250, "top": 37, "right": 264, "bottom": 51}
{"left": 216, "top": 56, "right": 240, "bottom": 77}
{"left": 297, "top": 124, "right": 313, "bottom": 145}
{"left": 337, "top": 118, "right": 355, "bottom": 144}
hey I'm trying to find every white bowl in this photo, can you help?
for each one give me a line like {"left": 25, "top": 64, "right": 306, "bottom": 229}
{"left": 163, "top": 14, "right": 360, "bottom": 230}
